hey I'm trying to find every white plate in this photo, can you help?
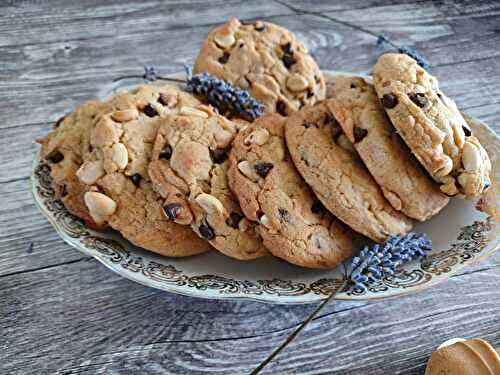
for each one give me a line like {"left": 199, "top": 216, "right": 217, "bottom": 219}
{"left": 32, "top": 71, "right": 500, "bottom": 304}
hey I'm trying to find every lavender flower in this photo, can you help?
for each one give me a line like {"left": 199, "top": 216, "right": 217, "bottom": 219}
{"left": 376, "top": 34, "right": 430, "bottom": 70}
{"left": 184, "top": 66, "right": 264, "bottom": 121}
{"left": 116, "top": 66, "right": 264, "bottom": 121}
{"left": 143, "top": 65, "right": 158, "bottom": 82}
{"left": 347, "top": 232, "right": 433, "bottom": 293}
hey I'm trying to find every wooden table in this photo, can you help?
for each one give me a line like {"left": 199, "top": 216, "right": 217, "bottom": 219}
{"left": 1, "top": 1, "right": 499, "bottom": 373}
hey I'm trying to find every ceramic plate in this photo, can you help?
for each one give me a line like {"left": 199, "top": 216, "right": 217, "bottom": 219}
{"left": 32, "top": 71, "right": 500, "bottom": 304}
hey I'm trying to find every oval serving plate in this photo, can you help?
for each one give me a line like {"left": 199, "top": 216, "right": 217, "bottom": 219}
{"left": 32, "top": 71, "right": 500, "bottom": 304}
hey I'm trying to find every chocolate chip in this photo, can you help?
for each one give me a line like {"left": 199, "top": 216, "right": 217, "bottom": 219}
{"left": 307, "top": 89, "right": 314, "bottom": 98}
{"left": 130, "top": 173, "right": 142, "bottom": 187}
{"left": 303, "top": 122, "right": 317, "bottom": 129}
{"left": 163, "top": 203, "right": 181, "bottom": 220}
{"left": 409, "top": 93, "right": 428, "bottom": 108}
{"left": 210, "top": 148, "right": 227, "bottom": 163}
{"left": 323, "top": 113, "right": 337, "bottom": 126}
{"left": 381, "top": 94, "right": 398, "bottom": 109}
{"left": 199, "top": 222, "right": 215, "bottom": 240}
{"left": 276, "top": 100, "right": 287, "bottom": 116}
{"left": 61, "top": 184, "right": 68, "bottom": 197}
{"left": 254, "top": 162, "right": 274, "bottom": 178}
{"left": 278, "top": 208, "right": 290, "bottom": 223}
{"left": 462, "top": 125, "right": 472, "bottom": 137}
{"left": 143, "top": 104, "right": 158, "bottom": 117}
{"left": 46, "top": 150, "right": 64, "bottom": 163}
{"left": 282, "top": 53, "right": 296, "bottom": 69}
{"left": 256, "top": 210, "right": 264, "bottom": 219}
{"left": 226, "top": 212, "right": 243, "bottom": 229}
{"left": 311, "top": 201, "right": 326, "bottom": 214}
{"left": 331, "top": 125, "right": 342, "bottom": 140}
{"left": 314, "top": 75, "right": 321, "bottom": 84}
{"left": 218, "top": 51, "right": 230, "bottom": 64}
{"left": 353, "top": 127, "right": 368, "bottom": 143}
{"left": 350, "top": 83, "right": 356, "bottom": 89}
{"left": 159, "top": 145, "right": 172, "bottom": 160}
{"left": 281, "top": 42, "right": 293, "bottom": 54}
{"left": 437, "top": 92, "right": 442, "bottom": 99}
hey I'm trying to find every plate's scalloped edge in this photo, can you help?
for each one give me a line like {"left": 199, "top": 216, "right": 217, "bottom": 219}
{"left": 31, "top": 71, "right": 500, "bottom": 304}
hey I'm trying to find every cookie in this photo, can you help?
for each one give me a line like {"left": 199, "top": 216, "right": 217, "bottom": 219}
{"left": 327, "top": 76, "right": 449, "bottom": 221}
{"left": 193, "top": 18, "right": 325, "bottom": 116}
{"left": 39, "top": 93, "right": 135, "bottom": 229}
{"left": 373, "top": 53, "right": 491, "bottom": 197}
{"left": 285, "top": 101, "right": 412, "bottom": 242}
{"left": 228, "top": 113, "right": 353, "bottom": 269}
{"left": 74, "top": 84, "right": 210, "bottom": 257}
{"left": 148, "top": 105, "right": 267, "bottom": 260}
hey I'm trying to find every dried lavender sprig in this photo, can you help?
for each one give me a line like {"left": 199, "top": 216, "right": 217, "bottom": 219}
{"left": 348, "top": 232, "right": 433, "bottom": 293}
{"left": 143, "top": 65, "right": 158, "bottom": 81}
{"left": 184, "top": 66, "right": 264, "bottom": 121}
{"left": 113, "top": 66, "right": 264, "bottom": 121}
{"left": 377, "top": 34, "right": 430, "bottom": 69}
{"left": 251, "top": 231, "right": 433, "bottom": 374}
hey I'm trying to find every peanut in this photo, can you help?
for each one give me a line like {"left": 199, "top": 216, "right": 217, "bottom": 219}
{"left": 76, "top": 160, "right": 104, "bottom": 185}
{"left": 111, "top": 143, "right": 128, "bottom": 170}
{"left": 195, "top": 193, "right": 224, "bottom": 215}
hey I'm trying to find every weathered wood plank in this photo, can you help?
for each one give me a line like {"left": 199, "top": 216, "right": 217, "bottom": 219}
{"left": 0, "top": 0, "right": 292, "bottom": 48}
{"left": 1, "top": 1, "right": 500, "bottom": 374}
{"left": 1, "top": 13, "right": 500, "bottom": 132}
{"left": 1, "top": 257, "right": 498, "bottom": 374}
{"left": 0, "top": 178, "right": 89, "bottom": 276}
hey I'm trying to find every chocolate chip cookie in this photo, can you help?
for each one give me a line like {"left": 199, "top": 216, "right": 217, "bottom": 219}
{"left": 148, "top": 105, "right": 267, "bottom": 260}
{"left": 327, "top": 76, "right": 449, "bottom": 221}
{"left": 51, "top": 84, "right": 209, "bottom": 257}
{"left": 373, "top": 53, "right": 491, "bottom": 197}
{"left": 285, "top": 101, "right": 412, "bottom": 242}
{"left": 39, "top": 92, "right": 135, "bottom": 229}
{"left": 193, "top": 18, "right": 325, "bottom": 116}
{"left": 228, "top": 113, "right": 353, "bottom": 269}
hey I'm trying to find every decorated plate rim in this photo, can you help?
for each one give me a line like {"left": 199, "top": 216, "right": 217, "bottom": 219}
{"left": 31, "top": 70, "right": 500, "bottom": 304}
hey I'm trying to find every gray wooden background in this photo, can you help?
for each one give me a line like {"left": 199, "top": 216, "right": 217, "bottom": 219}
{"left": 1, "top": 1, "right": 499, "bottom": 374}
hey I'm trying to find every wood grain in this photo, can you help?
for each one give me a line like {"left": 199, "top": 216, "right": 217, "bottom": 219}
{"left": 1, "top": 1, "right": 499, "bottom": 374}
{"left": 1, "top": 256, "right": 499, "bottom": 374}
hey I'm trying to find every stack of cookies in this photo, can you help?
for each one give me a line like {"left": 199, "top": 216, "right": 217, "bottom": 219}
{"left": 39, "top": 18, "right": 492, "bottom": 269}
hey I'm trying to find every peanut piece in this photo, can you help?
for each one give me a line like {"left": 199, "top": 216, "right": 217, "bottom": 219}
{"left": 76, "top": 160, "right": 104, "bottom": 185}
{"left": 195, "top": 193, "right": 224, "bottom": 215}
{"left": 112, "top": 143, "right": 128, "bottom": 170}
{"left": 214, "top": 33, "right": 236, "bottom": 49}
{"left": 84, "top": 192, "right": 117, "bottom": 221}
{"left": 244, "top": 128, "right": 270, "bottom": 146}
{"left": 237, "top": 161, "right": 259, "bottom": 182}
{"left": 180, "top": 106, "right": 209, "bottom": 118}
{"left": 286, "top": 74, "right": 309, "bottom": 92}
{"left": 111, "top": 108, "right": 139, "bottom": 123}
{"left": 462, "top": 141, "right": 481, "bottom": 172}
{"left": 259, "top": 214, "right": 270, "bottom": 227}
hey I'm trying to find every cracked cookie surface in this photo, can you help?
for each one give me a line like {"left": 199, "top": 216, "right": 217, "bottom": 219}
{"left": 373, "top": 53, "right": 491, "bottom": 197}
{"left": 327, "top": 76, "right": 449, "bottom": 221}
{"left": 228, "top": 113, "right": 353, "bottom": 269}
{"left": 39, "top": 92, "right": 139, "bottom": 229}
{"left": 285, "top": 101, "right": 412, "bottom": 242}
{"left": 193, "top": 17, "right": 325, "bottom": 116}
{"left": 45, "top": 84, "right": 210, "bottom": 257}
{"left": 148, "top": 105, "right": 267, "bottom": 260}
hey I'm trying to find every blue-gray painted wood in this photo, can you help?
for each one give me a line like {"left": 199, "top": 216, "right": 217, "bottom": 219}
{"left": 1, "top": 1, "right": 499, "bottom": 374}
